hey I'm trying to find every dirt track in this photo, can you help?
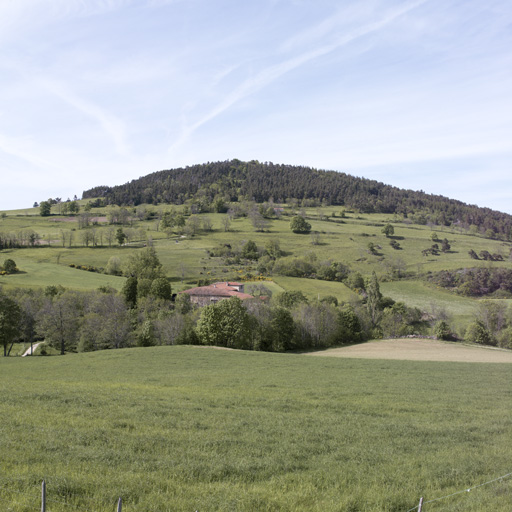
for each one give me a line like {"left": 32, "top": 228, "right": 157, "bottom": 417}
{"left": 307, "top": 339, "right": 512, "bottom": 363}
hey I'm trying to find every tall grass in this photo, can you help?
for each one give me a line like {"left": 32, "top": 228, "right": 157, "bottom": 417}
{"left": 1, "top": 347, "right": 511, "bottom": 511}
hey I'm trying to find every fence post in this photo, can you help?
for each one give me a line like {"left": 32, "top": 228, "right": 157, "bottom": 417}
{"left": 117, "top": 497, "right": 122, "bottom": 512}
{"left": 41, "top": 480, "right": 46, "bottom": 512}
{"left": 418, "top": 497, "right": 423, "bottom": 512}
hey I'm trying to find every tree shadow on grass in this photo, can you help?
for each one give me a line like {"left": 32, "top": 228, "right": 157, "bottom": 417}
{"left": 292, "top": 340, "right": 370, "bottom": 355}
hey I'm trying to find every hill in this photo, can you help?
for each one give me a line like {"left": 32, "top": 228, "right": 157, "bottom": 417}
{"left": 3, "top": 159, "right": 512, "bottom": 353}
{"left": 1, "top": 196, "right": 512, "bottom": 349}
{"left": 82, "top": 159, "right": 512, "bottom": 238}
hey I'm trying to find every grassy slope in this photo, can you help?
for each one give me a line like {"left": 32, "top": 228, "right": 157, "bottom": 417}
{"left": 0, "top": 256, "right": 126, "bottom": 290}
{"left": 273, "top": 275, "right": 358, "bottom": 302}
{"left": 1, "top": 204, "right": 511, "bottom": 329}
{"left": 1, "top": 347, "right": 512, "bottom": 512}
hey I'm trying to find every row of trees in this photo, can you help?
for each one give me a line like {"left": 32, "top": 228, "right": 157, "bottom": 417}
{"left": 39, "top": 199, "right": 80, "bottom": 217}
{"left": 429, "top": 268, "right": 512, "bottom": 298}
{"left": 0, "top": 226, "right": 148, "bottom": 250}
{"left": 0, "top": 269, "right": 433, "bottom": 357}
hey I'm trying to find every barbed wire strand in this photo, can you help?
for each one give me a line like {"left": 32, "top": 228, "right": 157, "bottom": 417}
{"left": 0, "top": 481, "right": 113, "bottom": 511}
{"left": 2, "top": 470, "right": 511, "bottom": 511}
{"left": 406, "top": 471, "right": 512, "bottom": 512}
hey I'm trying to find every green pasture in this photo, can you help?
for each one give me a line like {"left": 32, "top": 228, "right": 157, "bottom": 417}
{"left": 1, "top": 347, "right": 512, "bottom": 511}
{"left": 1, "top": 206, "right": 510, "bottom": 277}
{"left": 0, "top": 255, "right": 126, "bottom": 291}
{"left": 244, "top": 280, "right": 285, "bottom": 296}
{"left": 1, "top": 205, "right": 511, "bottom": 318}
{"left": 273, "top": 275, "right": 358, "bottom": 303}
{"left": 380, "top": 280, "right": 478, "bottom": 333}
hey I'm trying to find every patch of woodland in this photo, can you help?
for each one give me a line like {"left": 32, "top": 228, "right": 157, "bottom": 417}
{"left": 428, "top": 267, "right": 512, "bottom": 298}
{"left": 82, "top": 159, "right": 512, "bottom": 239}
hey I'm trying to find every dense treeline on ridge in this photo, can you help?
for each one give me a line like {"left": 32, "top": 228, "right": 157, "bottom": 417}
{"left": 83, "top": 159, "right": 512, "bottom": 238}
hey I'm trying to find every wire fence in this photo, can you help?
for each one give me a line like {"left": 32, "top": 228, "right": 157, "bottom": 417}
{"left": 0, "top": 470, "right": 510, "bottom": 511}
{"left": 0, "top": 478, "right": 120, "bottom": 512}
{"left": 406, "top": 470, "right": 512, "bottom": 511}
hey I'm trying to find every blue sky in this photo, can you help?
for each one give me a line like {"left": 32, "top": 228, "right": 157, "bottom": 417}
{"left": 1, "top": 0, "right": 511, "bottom": 213}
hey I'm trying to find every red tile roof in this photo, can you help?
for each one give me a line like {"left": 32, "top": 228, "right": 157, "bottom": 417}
{"left": 180, "top": 282, "right": 253, "bottom": 300}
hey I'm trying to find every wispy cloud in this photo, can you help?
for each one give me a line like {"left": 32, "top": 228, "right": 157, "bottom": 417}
{"left": 0, "top": 133, "right": 55, "bottom": 169}
{"left": 37, "top": 78, "right": 129, "bottom": 156}
{"left": 170, "top": 0, "right": 429, "bottom": 152}
{"left": 0, "top": 0, "right": 164, "bottom": 44}
{"left": 278, "top": 2, "right": 375, "bottom": 54}
{"left": 0, "top": 0, "right": 510, "bottom": 213}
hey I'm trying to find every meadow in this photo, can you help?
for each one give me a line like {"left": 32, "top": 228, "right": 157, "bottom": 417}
{"left": 1, "top": 346, "right": 512, "bottom": 511}
{"left": 2, "top": 202, "right": 511, "bottom": 335}
{"left": 2, "top": 204, "right": 510, "bottom": 283}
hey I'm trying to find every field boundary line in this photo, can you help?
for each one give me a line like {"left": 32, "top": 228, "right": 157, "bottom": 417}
{"left": 406, "top": 471, "right": 512, "bottom": 511}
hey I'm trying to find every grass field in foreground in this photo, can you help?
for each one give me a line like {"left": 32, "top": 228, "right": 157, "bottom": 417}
{"left": 1, "top": 347, "right": 512, "bottom": 511}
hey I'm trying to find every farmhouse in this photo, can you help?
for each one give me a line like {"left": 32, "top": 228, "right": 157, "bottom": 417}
{"left": 180, "top": 281, "right": 253, "bottom": 306}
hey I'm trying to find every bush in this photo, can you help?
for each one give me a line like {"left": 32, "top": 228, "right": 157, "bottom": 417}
{"left": 273, "top": 290, "right": 308, "bottom": 309}
{"left": 241, "top": 240, "right": 259, "bottom": 260}
{"left": 150, "top": 278, "right": 172, "bottom": 301}
{"left": 434, "top": 320, "right": 453, "bottom": 341}
{"left": 105, "top": 257, "right": 122, "bottom": 276}
{"left": 2, "top": 259, "right": 17, "bottom": 274}
{"left": 290, "top": 216, "right": 311, "bottom": 234}
{"left": 465, "top": 321, "right": 493, "bottom": 345}
{"left": 496, "top": 328, "right": 512, "bottom": 349}
{"left": 272, "top": 257, "right": 315, "bottom": 278}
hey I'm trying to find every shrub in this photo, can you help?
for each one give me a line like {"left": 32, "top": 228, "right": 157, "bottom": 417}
{"left": 496, "top": 328, "right": 512, "bottom": 349}
{"left": 241, "top": 240, "right": 259, "bottom": 260}
{"left": 2, "top": 259, "right": 17, "bottom": 274}
{"left": 150, "top": 278, "right": 172, "bottom": 301}
{"left": 105, "top": 257, "right": 122, "bottom": 276}
{"left": 434, "top": 320, "right": 453, "bottom": 341}
{"left": 465, "top": 321, "right": 493, "bottom": 345}
{"left": 273, "top": 290, "right": 308, "bottom": 309}
{"left": 290, "top": 216, "right": 311, "bottom": 234}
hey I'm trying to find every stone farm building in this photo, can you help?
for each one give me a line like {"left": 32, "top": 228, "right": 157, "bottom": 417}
{"left": 180, "top": 282, "right": 253, "bottom": 306}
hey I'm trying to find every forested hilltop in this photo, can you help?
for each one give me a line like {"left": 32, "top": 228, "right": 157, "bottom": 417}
{"left": 83, "top": 159, "right": 512, "bottom": 238}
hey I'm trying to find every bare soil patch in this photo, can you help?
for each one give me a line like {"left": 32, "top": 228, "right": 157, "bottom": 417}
{"left": 50, "top": 217, "right": 76, "bottom": 223}
{"left": 50, "top": 216, "right": 108, "bottom": 223}
{"left": 307, "top": 338, "right": 512, "bottom": 363}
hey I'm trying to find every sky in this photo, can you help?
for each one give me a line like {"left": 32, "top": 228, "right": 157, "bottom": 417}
{"left": 1, "top": 0, "right": 511, "bottom": 213}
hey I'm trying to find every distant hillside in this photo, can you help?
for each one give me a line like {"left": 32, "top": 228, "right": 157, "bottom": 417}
{"left": 83, "top": 159, "right": 512, "bottom": 238}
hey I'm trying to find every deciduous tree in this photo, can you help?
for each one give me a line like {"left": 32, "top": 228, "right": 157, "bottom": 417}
{"left": 381, "top": 224, "right": 394, "bottom": 237}
{"left": 290, "top": 215, "right": 311, "bottom": 234}
{"left": 123, "top": 247, "right": 163, "bottom": 280}
{"left": 2, "top": 259, "right": 17, "bottom": 274}
{"left": 196, "top": 297, "right": 251, "bottom": 349}
{"left": 365, "top": 271, "right": 382, "bottom": 327}
{"left": 0, "top": 293, "right": 21, "bottom": 356}
{"left": 37, "top": 292, "right": 85, "bottom": 354}
{"left": 39, "top": 201, "right": 51, "bottom": 217}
